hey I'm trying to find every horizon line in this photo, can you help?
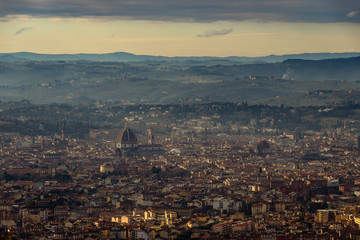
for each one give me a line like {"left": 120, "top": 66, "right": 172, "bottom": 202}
{"left": 1, "top": 51, "right": 360, "bottom": 59}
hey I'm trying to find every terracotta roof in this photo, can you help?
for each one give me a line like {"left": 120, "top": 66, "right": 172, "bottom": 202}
{"left": 116, "top": 125, "right": 138, "bottom": 144}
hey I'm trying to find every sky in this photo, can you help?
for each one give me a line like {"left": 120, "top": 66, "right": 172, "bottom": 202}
{"left": 0, "top": 0, "right": 360, "bottom": 57}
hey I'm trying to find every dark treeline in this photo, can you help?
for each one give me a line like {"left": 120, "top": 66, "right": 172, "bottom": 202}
{"left": 0, "top": 100, "right": 359, "bottom": 138}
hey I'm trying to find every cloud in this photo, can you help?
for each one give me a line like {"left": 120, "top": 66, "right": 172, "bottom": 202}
{"left": 14, "top": 26, "right": 32, "bottom": 35}
{"left": 1, "top": 0, "right": 360, "bottom": 23}
{"left": 347, "top": 11, "right": 359, "bottom": 18}
{"left": 197, "top": 28, "right": 233, "bottom": 38}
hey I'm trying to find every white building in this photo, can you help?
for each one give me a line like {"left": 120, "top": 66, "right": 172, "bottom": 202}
{"left": 213, "top": 197, "right": 230, "bottom": 213}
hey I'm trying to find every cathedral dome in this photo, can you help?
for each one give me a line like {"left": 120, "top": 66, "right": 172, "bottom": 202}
{"left": 258, "top": 140, "right": 270, "bottom": 149}
{"left": 116, "top": 125, "right": 138, "bottom": 144}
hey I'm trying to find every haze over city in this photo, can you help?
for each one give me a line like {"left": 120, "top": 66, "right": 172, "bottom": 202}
{"left": 2, "top": 1, "right": 360, "bottom": 240}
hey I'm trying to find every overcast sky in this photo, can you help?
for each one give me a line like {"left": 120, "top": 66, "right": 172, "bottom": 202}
{"left": 1, "top": 0, "right": 359, "bottom": 56}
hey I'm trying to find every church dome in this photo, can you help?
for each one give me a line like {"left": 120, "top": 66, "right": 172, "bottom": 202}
{"left": 258, "top": 140, "right": 270, "bottom": 149}
{"left": 116, "top": 125, "right": 138, "bottom": 144}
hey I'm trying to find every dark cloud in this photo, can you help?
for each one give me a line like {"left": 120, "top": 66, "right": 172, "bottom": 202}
{"left": 1, "top": 0, "right": 360, "bottom": 23}
{"left": 197, "top": 28, "right": 233, "bottom": 38}
{"left": 14, "top": 27, "right": 32, "bottom": 35}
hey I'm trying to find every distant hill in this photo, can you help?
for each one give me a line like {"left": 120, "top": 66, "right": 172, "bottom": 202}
{"left": 0, "top": 51, "right": 359, "bottom": 63}
{"left": 187, "top": 56, "right": 360, "bottom": 81}
{"left": 280, "top": 57, "right": 360, "bottom": 81}
{"left": 0, "top": 54, "right": 359, "bottom": 104}
{"left": 257, "top": 53, "right": 360, "bottom": 63}
{"left": 0, "top": 54, "right": 29, "bottom": 62}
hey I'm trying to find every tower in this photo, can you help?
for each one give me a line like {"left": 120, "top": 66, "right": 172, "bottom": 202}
{"left": 147, "top": 128, "right": 154, "bottom": 145}
{"left": 61, "top": 120, "right": 66, "bottom": 141}
{"left": 56, "top": 120, "right": 68, "bottom": 150}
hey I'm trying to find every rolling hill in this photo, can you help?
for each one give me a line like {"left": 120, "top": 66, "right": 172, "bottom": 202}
{"left": 0, "top": 51, "right": 359, "bottom": 63}
{"left": 0, "top": 54, "right": 359, "bottom": 105}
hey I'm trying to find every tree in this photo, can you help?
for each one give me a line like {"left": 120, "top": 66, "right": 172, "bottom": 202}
{"left": 3, "top": 171, "right": 17, "bottom": 181}
{"left": 151, "top": 166, "right": 161, "bottom": 174}
{"left": 151, "top": 166, "right": 161, "bottom": 178}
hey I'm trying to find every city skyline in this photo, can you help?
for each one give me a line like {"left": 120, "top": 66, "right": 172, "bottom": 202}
{"left": 0, "top": 0, "right": 360, "bottom": 57}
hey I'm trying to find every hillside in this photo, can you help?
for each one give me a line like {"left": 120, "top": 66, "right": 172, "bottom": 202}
{"left": 0, "top": 52, "right": 359, "bottom": 63}
{"left": 0, "top": 56, "right": 359, "bottom": 104}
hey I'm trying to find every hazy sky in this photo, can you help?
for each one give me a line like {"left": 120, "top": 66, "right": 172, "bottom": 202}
{"left": 1, "top": 0, "right": 360, "bottom": 57}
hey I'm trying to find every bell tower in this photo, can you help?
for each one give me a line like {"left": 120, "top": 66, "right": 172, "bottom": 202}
{"left": 147, "top": 128, "right": 154, "bottom": 145}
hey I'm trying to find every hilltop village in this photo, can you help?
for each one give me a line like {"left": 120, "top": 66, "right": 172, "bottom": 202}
{"left": 1, "top": 110, "right": 360, "bottom": 239}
